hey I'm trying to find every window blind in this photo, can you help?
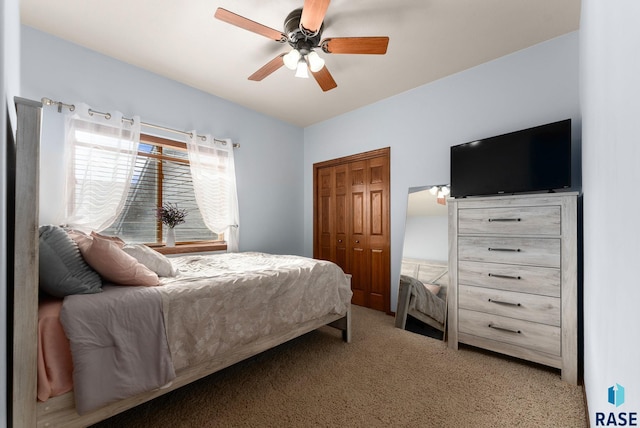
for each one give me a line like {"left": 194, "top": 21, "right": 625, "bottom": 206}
{"left": 103, "top": 142, "right": 216, "bottom": 243}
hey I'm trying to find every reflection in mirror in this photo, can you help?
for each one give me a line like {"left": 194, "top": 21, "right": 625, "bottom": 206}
{"left": 395, "top": 185, "right": 450, "bottom": 341}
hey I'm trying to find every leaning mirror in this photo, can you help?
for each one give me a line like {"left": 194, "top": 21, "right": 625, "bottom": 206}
{"left": 395, "top": 185, "right": 450, "bottom": 341}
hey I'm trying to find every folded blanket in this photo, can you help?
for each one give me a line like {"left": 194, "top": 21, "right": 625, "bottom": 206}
{"left": 402, "top": 274, "right": 446, "bottom": 324}
{"left": 60, "top": 285, "right": 175, "bottom": 415}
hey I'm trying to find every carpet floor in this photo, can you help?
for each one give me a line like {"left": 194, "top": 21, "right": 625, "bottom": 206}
{"left": 92, "top": 305, "right": 587, "bottom": 427}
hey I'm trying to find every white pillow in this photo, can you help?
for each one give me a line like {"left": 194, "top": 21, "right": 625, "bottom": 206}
{"left": 122, "top": 244, "right": 177, "bottom": 277}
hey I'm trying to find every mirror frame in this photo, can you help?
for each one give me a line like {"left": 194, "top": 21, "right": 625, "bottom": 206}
{"left": 396, "top": 184, "right": 450, "bottom": 341}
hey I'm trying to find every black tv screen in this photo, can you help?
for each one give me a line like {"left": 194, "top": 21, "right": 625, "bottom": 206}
{"left": 450, "top": 119, "right": 571, "bottom": 198}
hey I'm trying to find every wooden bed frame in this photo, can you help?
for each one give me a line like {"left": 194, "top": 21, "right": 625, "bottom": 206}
{"left": 11, "top": 98, "right": 352, "bottom": 428}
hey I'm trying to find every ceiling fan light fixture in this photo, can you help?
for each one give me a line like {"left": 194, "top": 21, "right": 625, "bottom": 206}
{"left": 214, "top": 5, "right": 390, "bottom": 92}
{"left": 307, "top": 51, "right": 325, "bottom": 72}
{"left": 294, "top": 58, "right": 309, "bottom": 78}
{"left": 283, "top": 49, "right": 301, "bottom": 70}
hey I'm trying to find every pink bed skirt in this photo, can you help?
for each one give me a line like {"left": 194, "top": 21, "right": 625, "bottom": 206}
{"left": 37, "top": 298, "right": 73, "bottom": 401}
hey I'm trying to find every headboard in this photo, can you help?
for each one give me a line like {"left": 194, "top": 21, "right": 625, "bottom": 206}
{"left": 400, "top": 257, "right": 449, "bottom": 290}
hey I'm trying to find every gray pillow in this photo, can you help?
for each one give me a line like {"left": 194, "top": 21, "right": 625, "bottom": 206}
{"left": 39, "top": 225, "right": 102, "bottom": 297}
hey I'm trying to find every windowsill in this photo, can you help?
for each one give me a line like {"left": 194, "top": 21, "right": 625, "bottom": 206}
{"left": 151, "top": 242, "right": 228, "bottom": 255}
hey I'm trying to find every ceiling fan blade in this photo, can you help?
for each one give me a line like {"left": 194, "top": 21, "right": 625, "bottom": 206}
{"left": 300, "top": 0, "right": 331, "bottom": 33}
{"left": 214, "top": 8, "right": 286, "bottom": 42}
{"left": 321, "top": 37, "right": 389, "bottom": 55}
{"left": 311, "top": 65, "right": 337, "bottom": 92}
{"left": 248, "top": 54, "right": 286, "bottom": 81}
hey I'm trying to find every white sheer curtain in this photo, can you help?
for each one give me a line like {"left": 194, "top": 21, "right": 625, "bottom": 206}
{"left": 186, "top": 133, "right": 240, "bottom": 252}
{"left": 63, "top": 103, "right": 140, "bottom": 232}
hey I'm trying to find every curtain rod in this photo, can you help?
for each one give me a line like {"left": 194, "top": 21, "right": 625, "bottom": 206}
{"left": 41, "top": 97, "right": 240, "bottom": 148}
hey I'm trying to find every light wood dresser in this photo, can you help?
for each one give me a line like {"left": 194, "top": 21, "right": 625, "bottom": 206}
{"left": 447, "top": 192, "right": 579, "bottom": 384}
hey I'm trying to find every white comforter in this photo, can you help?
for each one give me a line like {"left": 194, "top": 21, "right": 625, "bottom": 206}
{"left": 62, "top": 252, "right": 351, "bottom": 414}
{"left": 158, "top": 252, "right": 352, "bottom": 371}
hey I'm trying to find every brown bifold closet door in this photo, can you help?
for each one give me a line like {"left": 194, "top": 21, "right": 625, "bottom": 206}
{"left": 313, "top": 148, "right": 390, "bottom": 313}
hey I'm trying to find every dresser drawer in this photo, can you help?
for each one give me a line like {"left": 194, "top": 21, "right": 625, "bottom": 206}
{"left": 458, "top": 236, "right": 560, "bottom": 268}
{"left": 458, "top": 261, "right": 560, "bottom": 297}
{"left": 459, "top": 309, "right": 561, "bottom": 356}
{"left": 459, "top": 285, "right": 560, "bottom": 326}
{"left": 458, "top": 206, "right": 560, "bottom": 235}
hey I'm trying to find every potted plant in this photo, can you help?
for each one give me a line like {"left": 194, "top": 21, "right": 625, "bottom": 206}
{"left": 157, "top": 202, "right": 188, "bottom": 247}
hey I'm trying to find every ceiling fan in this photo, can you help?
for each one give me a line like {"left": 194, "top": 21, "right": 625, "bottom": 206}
{"left": 214, "top": 0, "right": 390, "bottom": 92}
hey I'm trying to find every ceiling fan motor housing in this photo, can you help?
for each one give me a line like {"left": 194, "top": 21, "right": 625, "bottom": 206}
{"left": 284, "top": 8, "right": 324, "bottom": 54}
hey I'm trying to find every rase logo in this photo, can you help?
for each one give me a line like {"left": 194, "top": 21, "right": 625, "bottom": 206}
{"left": 610, "top": 384, "right": 626, "bottom": 408}
{"left": 596, "top": 383, "right": 637, "bottom": 426}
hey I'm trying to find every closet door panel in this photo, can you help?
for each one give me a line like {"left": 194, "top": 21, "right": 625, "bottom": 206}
{"left": 318, "top": 200, "right": 332, "bottom": 260}
{"left": 316, "top": 167, "right": 333, "bottom": 262}
{"left": 334, "top": 165, "right": 349, "bottom": 272}
{"left": 370, "top": 190, "right": 383, "bottom": 235}
{"left": 349, "top": 160, "right": 369, "bottom": 305}
{"left": 351, "top": 192, "right": 365, "bottom": 236}
{"left": 366, "top": 155, "right": 390, "bottom": 312}
{"left": 335, "top": 193, "right": 348, "bottom": 271}
{"left": 350, "top": 246, "right": 367, "bottom": 306}
{"left": 369, "top": 248, "right": 386, "bottom": 311}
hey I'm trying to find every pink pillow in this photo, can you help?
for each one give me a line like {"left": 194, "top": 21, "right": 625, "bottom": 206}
{"left": 423, "top": 283, "right": 441, "bottom": 296}
{"left": 71, "top": 232, "right": 159, "bottom": 286}
{"left": 66, "top": 229, "right": 91, "bottom": 248}
{"left": 90, "top": 231, "right": 125, "bottom": 248}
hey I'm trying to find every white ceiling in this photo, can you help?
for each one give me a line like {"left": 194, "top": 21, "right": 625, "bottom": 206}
{"left": 20, "top": 0, "right": 581, "bottom": 128}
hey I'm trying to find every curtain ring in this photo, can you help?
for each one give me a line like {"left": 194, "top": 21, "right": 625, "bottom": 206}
{"left": 89, "top": 109, "right": 111, "bottom": 119}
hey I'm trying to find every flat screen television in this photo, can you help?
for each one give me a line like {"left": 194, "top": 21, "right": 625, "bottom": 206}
{"left": 450, "top": 119, "right": 571, "bottom": 198}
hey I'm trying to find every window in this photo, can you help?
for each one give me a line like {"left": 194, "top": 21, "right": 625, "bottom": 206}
{"left": 102, "top": 134, "right": 221, "bottom": 245}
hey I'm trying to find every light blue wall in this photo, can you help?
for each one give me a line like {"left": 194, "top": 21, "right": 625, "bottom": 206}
{"left": 21, "top": 26, "right": 305, "bottom": 255}
{"left": 304, "top": 32, "right": 581, "bottom": 311}
{"left": 402, "top": 216, "right": 448, "bottom": 262}
{"left": 21, "top": 26, "right": 581, "bottom": 296}
{"left": 21, "top": 26, "right": 581, "bottom": 321}
{"left": 581, "top": 1, "right": 640, "bottom": 424}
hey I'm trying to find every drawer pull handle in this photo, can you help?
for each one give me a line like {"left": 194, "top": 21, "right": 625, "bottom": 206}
{"left": 488, "top": 218, "right": 521, "bottom": 222}
{"left": 488, "top": 273, "right": 522, "bottom": 280}
{"left": 488, "top": 324, "right": 521, "bottom": 334}
{"left": 488, "top": 298, "right": 521, "bottom": 307}
{"left": 488, "top": 247, "right": 521, "bottom": 252}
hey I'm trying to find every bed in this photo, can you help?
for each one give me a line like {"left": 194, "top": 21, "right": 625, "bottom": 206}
{"left": 394, "top": 257, "right": 449, "bottom": 336}
{"left": 11, "top": 98, "right": 352, "bottom": 428}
